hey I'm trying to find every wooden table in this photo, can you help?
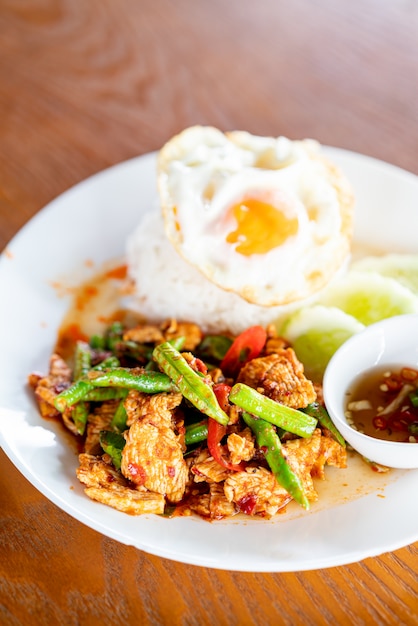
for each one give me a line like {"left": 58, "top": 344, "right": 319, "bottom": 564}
{"left": 1, "top": 1, "right": 417, "bottom": 623}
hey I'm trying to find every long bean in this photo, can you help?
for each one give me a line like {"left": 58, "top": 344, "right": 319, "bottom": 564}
{"left": 303, "top": 402, "right": 346, "bottom": 447}
{"left": 185, "top": 420, "right": 208, "bottom": 446}
{"left": 99, "top": 430, "right": 125, "bottom": 470}
{"left": 72, "top": 401, "right": 90, "bottom": 436}
{"left": 105, "top": 321, "right": 124, "bottom": 351}
{"left": 72, "top": 341, "right": 92, "bottom": 434}
{"left": 93, "top": 356, "right": 120, "bottom": 370}
{"left": 73, "top": 341, "right": 91, "bottom": 380}
{"left": 242, "top": 412, "right": 310, "bottom": 509}
{"left": 55, "top": 380, "right": 93, "bottom": 412}
{"left": 229, "top": 383, "right": 317, "bottom": 438}
{"left": 196, "top": 335, "right": 233, "bottom": 362}
{"left": 168, "top": 336, "right": 186, "bottom": 351}
{"left": 113, "top": 340, "right": 153, "bottom": 362}
{"left": 84, "top": 388, "right": 129, "bottom": 402}
{"left": 111, "top": 398, "right": 129, "bottom": 432}
{"left": 87, "top": 367, "right": 178, "bottom": 394}
{"left": 144, "top": 336, "right": 187, "bottom": 372}
{"left": 54, "top": 356, "right": 121, "bottom": 412}
{"left": 89, "top": 334, "right": 106, "bottom": 350}
{"left": 153, "top": 342, "right": 229, "bottom": 426}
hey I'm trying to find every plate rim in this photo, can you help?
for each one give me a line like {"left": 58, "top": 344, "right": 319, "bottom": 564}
{"left": 1, "top": 146, "right": 418, "bottom": 572}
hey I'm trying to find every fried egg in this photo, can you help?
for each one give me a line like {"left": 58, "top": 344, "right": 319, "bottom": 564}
{"left": 157, "top": 126, "right": 354, "bottom": 307}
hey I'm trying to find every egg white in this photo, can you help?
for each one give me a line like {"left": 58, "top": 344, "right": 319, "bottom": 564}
{"left": 157, "top": 126, "right": 354, "bottom": 306}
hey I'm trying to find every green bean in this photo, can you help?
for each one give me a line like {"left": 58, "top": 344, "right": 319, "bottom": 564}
{"left": 229, "top": 383, "right": 317, "bottom": 438}
{"left": 99, "top": 430, "right": 125, "bottom": 470}
{"left": 168, "top": 336, "right": 187, "bottom": 351}
{"left": 242, "top": 412, "right": 310, "bottom": 509}
{"left": 89, "top": 334, "right": 106, "bottom": 350}
{"left": 144, "top": 359, "right": 159, "bottom": 372}
{"left": 303, "top": 402, "right": 346, "bottom": 447}
{"left": 72, "top": 342, "right": 92, "bottom": 435}
{"left": 105, "top": 321, "right": 124, "bottom": 351}
{"left": 196, "top": 335, "right": 233, "bottom": 362}
{"left": 87, "top": 367, "right": 178, "bottom": 394}
{"left": 73, "top": 341, "right": 91, "bottom": 381}
{"left": 72, "top": 401, "right": 90, "bottom": 436}
{"left": 114, "top": 340, "right": 154, "bottom": 362}
{"left": 185, "top": 420, "right": 208, "bottom": 446}
{"left": 93, "top": 356, "right": 120, "bottom": 370}
{"left": 54, "top": 356, "right": 121, "bottom": 412}
{"left": 55, "top": 380, "right": 93, "bottom": 412}
{"left": 141, "top": 336, "right": 186, "bottom": 371}
{"left": 153, "top": 342, "right": 229, "bottom": 426}
{"left": 84, "top": 388, "right": 129, "bottom": 402}
{"left": 111, "top": 399, "right": 129, "bottom": 432}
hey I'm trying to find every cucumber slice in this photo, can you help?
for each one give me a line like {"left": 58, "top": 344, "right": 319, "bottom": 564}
{"left": 319, "top": 270, "right": 418, "bottom": 326}
{"left": 352, "top": 254, "right": 418, "bottom": 295}
{"left": 280, "top": 305, "right": 365, "bottom": 382}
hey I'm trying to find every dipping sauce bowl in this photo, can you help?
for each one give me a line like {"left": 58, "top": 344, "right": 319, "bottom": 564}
{"left": 323, "top": 314, "right": 418, "bottom": 469}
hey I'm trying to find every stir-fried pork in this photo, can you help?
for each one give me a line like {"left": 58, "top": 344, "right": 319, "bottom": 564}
{"left": 123, "top": 324, "right": 164, "bottom": 344}
{"left": 31, "top": 318, "right": 348, "bottom": 521}
{"left": 31, "top": 353, "right": 71, "bottom": 419}
{"left": 124, "top": 390, "right": 183, "bottom": 428}
{"left": 121, "top": 391, "right": 188, "bottom": 502}
{"left": 311, "top": 434, "right": 347, "bottom": 479}
{"left": 188, "top": 483, "right": 237, "bottom": 520}
{"left": 190, "top": 449, "right": 231, "bottom": 483}
{"left": 161, "top": 319, "right": 203, "bottom": 350}
{"left": 224, "top": 467, "right": 292, "bottom": 517}
{"left": 237, "top": 348, "right": 316, "bottom": 408}
{"left": 77, "top": 454, "right": 165, "bottom": 514}
{"left": 84, "top": 400, "right": 119, "bottom": 455}
{"left": 227, "top": 429, "right": 255, "bottom": 465}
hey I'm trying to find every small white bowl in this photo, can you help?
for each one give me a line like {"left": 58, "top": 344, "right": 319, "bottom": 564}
{"left": 323, "top": 314, "right": 418, "bottom": 469}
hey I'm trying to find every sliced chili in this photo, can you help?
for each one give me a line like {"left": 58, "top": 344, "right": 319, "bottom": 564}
{"left": 373, "top": 416, "right": 388, "bottom": 430}
{"left": 207, "top": 384, "right": 246, "bottom": 471}
{"left": 220, "top": 325, "right": 267, "bottom": 378}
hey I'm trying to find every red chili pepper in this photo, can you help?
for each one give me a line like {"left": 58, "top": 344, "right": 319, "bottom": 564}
{"left": 400, "top": 367, "right": 418, "bottom": 381}
{"left": 188, "top": 356, "right": 208, "bottom": 374}
{"left": 237, "top": 494, "right": 257, "bottom": 515}
{"left": 220, "top": 325, "right": 267, "bottom": 378}
{"left": 207, "top": 418, "right": 247, "bottom": 471}
{"left": 213, "top": 383, "right": 231, "bottom": 412}
{"left": 385, "top": 375, "right": 402, "bottom": 391}
{"left": 207, "top": 384, "right": 246, "bottom": 471}
{"left": 373, "top": 416, "right": 388, "bottom": 430}
{"left": 397, "top": 410, "right": 417, "bottom": 422}
{"left": 388, "top": 417, "right": 409, "bottom": 432}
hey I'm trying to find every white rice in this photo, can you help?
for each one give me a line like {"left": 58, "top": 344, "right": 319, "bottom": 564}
{"left": 126, "top": 210, "right": 302, "bottom": 334}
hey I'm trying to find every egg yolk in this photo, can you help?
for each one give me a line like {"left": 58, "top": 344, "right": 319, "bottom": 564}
{"left": 226, "top": 198, "right": 299, "bottom": 255}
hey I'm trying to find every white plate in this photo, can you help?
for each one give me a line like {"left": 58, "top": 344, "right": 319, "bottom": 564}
{"left": 1, "top": 148, "right": 417, "bottom": 572}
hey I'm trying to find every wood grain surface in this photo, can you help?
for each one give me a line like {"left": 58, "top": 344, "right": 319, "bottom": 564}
{"left": 1, "top": 1, "right": 417, "bottom": 624}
